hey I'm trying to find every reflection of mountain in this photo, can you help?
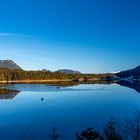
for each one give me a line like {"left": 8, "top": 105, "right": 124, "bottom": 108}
{"left": 5, "top": 81, "right": 114, "bottom": 91}
{"left": 117, "top": 81, "right": 140, "bottom": 93}
{"left": 0, "top": 88, "right": 20, "bottom": 99}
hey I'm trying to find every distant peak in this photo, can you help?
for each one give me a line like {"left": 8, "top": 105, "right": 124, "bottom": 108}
{"left": 0, "top": 59, "right": 21, "bottom": 70}
{"left": 135, "top": 65, "right": 140, "bottom": 70}
{"left": 116, "top": 65, "right": 140, "bottom": 79}
{"left": 56, "top": 69, "right": 81, "bottom": 74}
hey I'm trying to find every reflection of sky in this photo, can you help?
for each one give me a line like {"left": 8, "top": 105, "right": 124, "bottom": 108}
{"left": 0, "top": 84, "right": 140, "bottom": 139}
{"left": 3, "top": 84, "right": 119, "bottom": 93}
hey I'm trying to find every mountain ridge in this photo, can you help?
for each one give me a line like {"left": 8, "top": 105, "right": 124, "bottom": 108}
{"left": 0, "top": 59, "right": 140, "bottom": 78}
{"left": 116, "top": 65, "right": 140, "bottom": 79}
{"left": 0, "top": 60, "right": 21, "bottom": 70}
{"left": 55, "top": 69, "right": 81, "bottom": 74}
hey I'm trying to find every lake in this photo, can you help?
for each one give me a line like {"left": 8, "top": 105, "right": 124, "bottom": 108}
{"left": 0, "top": 83, "right": 140, "bottom": 140}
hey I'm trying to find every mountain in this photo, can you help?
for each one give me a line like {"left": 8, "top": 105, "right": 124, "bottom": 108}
{"left": 41, "top": 69, "right": 51, "bottom": 72}
{"left": 116, "top": 65, "right": 140, "bottom": 79}
{"left": 56, "top": 69, "right": 81, "bottom": 74}
{"left": 0, "top": 60, "right": 21, "bottom": 70}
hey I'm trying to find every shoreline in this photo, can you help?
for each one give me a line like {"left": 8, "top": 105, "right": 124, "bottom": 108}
{"left": 0, "top": 79, "right": 102, "bottom": 85}
{"left": 0, "top": 79, "right": 74, "bottom": 84}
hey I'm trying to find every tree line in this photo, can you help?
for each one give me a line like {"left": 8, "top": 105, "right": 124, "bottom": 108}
{"left": 0, "top": 68, "right": 114, "bottom": 82}
{"left": 0, "top": 68, "right": 79, "bottom": 81}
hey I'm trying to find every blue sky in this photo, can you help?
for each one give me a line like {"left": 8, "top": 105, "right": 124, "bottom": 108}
{"left": 0, "top": 0, "right": 140, "bottom": 73}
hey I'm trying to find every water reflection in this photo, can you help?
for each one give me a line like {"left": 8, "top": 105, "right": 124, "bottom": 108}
{"left": 3, "top": 83, "right": 112, "bottom": 93}
{"left": 1, "top": 80, "right": 140, "bottom": 94}
{"left": 0, "top": 82, "right": 140, "bottom": 140}
{"left": 0, "top": 88, "right": 20, "bottom": 99}
{"left": 36, "top": 80, "right": 140, "bottom": 94}
{"left": 117, "top": 81, "right": 140, "bottom": 93}
{"left": 45, "top": 80, "right": 140, "bottom": 94}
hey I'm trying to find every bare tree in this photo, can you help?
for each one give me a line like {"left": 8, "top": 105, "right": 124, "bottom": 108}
{"left": 49, "top": 122, "right": 60, "bottom": 140}
{"left": 104, "top": 117, "right": 123, "bottom": 140}
{"left": 16, "top": 126, "right": 35, "bottom": 140}
{"left": 119, "top": 108, "right": 140, "bottom": 140}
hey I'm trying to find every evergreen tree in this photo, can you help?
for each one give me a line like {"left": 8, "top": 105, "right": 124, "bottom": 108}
{"left": 104, "top": 117, "right": 123, "bottom": 140}
{"left": 49, "top": 122, "right": 60, "bottom": 140}
{"left": 75, "top": 128, "right": 103, "bottom": 140}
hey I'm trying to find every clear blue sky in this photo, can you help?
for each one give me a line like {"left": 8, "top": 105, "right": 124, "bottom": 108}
{"left": 0, "top": 0, "right": 140, "bottom": 73}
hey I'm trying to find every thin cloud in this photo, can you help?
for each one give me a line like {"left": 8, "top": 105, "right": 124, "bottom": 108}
{"left": 0, "top": 32, "right": 19, "bottom": 36}
{"left": 0, "top": 32, "right": 32, "bottom": 38}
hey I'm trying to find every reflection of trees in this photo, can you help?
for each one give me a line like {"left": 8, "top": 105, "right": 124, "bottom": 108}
{"left": 45, "top": 80, "right": 114, "bottom": 87}
{"left": 117, "top": 81, "right": 140, "bottom": 93}
{"left": 49, "top": 80, "right": 140, "bottom": 94}
{"left": 0, "top": 88, "right": 20, "bottom": 99}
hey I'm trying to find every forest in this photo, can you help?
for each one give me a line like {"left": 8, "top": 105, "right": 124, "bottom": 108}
{"left": 0, "top": 68, "right": 114, "bottom": 82}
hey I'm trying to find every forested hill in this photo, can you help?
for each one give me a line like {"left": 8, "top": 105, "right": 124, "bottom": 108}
{"left": 0, "top": 59, "right": 115, "bottom": 82}
{"left": 0, "top": 68, "right": 76, "bottom": 81}
{"left": 55, "top": 69, "right": 81, "bottom": 74}
{"left": 0, "top": 68, "right": 113, "bottom": 82}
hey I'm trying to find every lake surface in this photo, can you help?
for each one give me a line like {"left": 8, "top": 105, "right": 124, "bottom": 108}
{"left": 0, "top": 83, "right": 140, "bottom": 140}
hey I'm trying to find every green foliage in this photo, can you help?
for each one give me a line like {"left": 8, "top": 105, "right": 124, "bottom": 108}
{"left": 0, "top": 68, "right": 114, "bottom": 82}
{"left": 0, "top": 68, "right": 77, "bottom": 81}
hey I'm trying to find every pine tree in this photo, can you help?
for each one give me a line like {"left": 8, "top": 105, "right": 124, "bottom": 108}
{"left": 49, "top": 122, "right": 60, "bottom": 140}
{"left": 104, "top": 117, "right": 123, "bottom": 140}
{"left": 75, "top": 127, "right": 101, "bottom": 140}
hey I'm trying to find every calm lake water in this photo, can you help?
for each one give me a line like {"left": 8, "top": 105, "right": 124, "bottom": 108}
{"left": 0, "top": 83, "right": 140, "bottom": 140}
